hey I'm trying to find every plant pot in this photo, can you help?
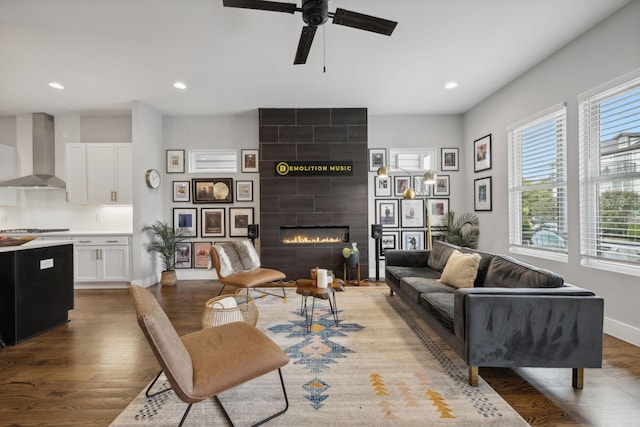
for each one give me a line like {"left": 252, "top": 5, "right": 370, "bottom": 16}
{"left": 161, "top": 270, "right": 177, "bottom": 286}
{"left": 346, "top": 253, "right": 359, "bottom": 268}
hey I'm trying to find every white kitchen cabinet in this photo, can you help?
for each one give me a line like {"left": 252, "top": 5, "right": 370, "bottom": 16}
{"left": 72, "top": 235, "right": 130, "bottom": 285}
{"left": 0, "top": 144, "right": 18, "bottom": 206}
{"left": 65, "top": 143, "right": 132, "bottom": 205}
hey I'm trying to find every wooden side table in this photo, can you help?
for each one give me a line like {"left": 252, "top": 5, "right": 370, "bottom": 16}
{"left": 295, "top": 278, "right": 345, "bottom": 332}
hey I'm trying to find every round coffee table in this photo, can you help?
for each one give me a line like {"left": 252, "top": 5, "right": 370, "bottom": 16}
{"left": 295, "top": 278, "right": 345, "bottom": 332}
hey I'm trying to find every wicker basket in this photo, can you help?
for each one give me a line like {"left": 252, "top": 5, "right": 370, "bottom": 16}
{"left": 201, "top": 290, "right": 259, "bottom": 329}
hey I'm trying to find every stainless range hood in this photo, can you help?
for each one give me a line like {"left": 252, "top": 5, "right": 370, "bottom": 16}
{"left": 0, "top": 113, "right": 66, "bottom": 189}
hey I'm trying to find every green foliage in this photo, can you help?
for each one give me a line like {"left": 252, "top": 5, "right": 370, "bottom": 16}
{"left": 627, "top": 223, "right": 640, "bottom": 241}
{"left": 600, "top": 190, "right": 639, "bottom": 237}
{"left": 143, "top": 221, "right": 191, "bottom": 271}
{"left": 443, "top": 211, "right": 480, "bottom": 249}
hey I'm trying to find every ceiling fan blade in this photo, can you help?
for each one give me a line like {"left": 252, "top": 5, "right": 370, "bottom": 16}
{"left": 222, "top": 0, "right": 298, "bottom": 14}
{"left": 294, "top": 26, "right": 317, "bottom": 65}
{"left": 332, "top": 8, "right": 397, "bottom": 36}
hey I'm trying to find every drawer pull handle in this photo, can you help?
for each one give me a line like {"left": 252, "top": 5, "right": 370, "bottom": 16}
{"left": 78, "top": 240, "right": 92, "bottom": 243}
{"left": 106, "top": 240, "right": 119, "bottom": 243}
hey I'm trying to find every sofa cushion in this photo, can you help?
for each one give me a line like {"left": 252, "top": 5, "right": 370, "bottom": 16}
{"left": 485, "top": 255, "right": 564, "bottom": 288}
{"left": 385, "top": 266, "right": 439, "bottom": 287}
{"left": 460, "top": 248, "right": 494, "bottom": 287}
{"left": 426, "top": 240, "right": 459, "bottom": 272}
{"left": 439, "top": 250, "right": 481, "bottom": 288}
{"left": 400, "top": 276, "right": 454, "bottom": 303}
{"left": 420, "top": 292, "right": 455, "bottom": 332}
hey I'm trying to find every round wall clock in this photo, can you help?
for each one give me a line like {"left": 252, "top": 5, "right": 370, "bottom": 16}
{"left": 145, "top": 169, "right": 161, "bottom": 189}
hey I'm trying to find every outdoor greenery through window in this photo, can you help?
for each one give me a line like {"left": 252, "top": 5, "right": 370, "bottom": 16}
{"left": 508, "top": 105, "right": 567, "bottom": 256}
{"left": 579, "top": 72, "right": 640, "bottom": 270}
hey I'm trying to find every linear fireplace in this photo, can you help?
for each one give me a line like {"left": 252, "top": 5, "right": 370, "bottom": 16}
{"left": 280, "top": 226, "right": 349, "bottom": 245}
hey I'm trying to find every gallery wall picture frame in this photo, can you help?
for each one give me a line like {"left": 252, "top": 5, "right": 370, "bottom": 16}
{"left": 401, "top": 199, "right": 425, "bottom": 228}
{"left": 401, "top": 230, "right": 425, "bottom": 250}
{"left": 241, "top": 149, "right": 259, "bottom": 173}
{"left": 413, "top": 176, "right": 430, "bottom": 196}
{"left": 441, "top": 148, "right": 459, "bottom": 171}
{"left": 193, "top": 242, "right": 213, "bottom": 269}
{"left": 229, "top": 207, "right": 254, "bottom": 237}
{"left": 235, "top": 180, "right": 254, "bottom": 202}
{"left": 173, "top": 208, "right": 197, "bottom": 237}
{"left": 433, "top": 175, "right": 450, "bottom": 196}
{"left": 192, "top": 178, "right": 233, "bottom": 203}
{"left": 474, "top": 134, "right": 492, "bottom": 172}
{"left": 427, "top": 198, "right": 449, "bottom": 229}
{"left": 394, "top": 176, "right": 411, "bottom": 197}
{"left": 201, "top": 207, "right": 225, "bottom": 238}
{"left": 166, "top": 149, "right": 185, "bottom": 174}
{"left": 375, "top": 199, "right": 399, "bottom": 228}
{"left": 174, "top": 242, "right": 192, "bottom": 269}
{"left": 474, "top": 176, "right": 493, "bottom": 211}
{"left": 379, "top": 231, "right": 399, "bottom": 259}
{"left": 368, "top": 148, "right": 386, "bottom": 172}
{"left": 172, "top": 181, "right": 191, "bottom": 202}
{"left": 374, "top": 176, "right": 392, "bottom": 197}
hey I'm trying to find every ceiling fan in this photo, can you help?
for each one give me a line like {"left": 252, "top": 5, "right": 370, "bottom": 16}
{"left": 222, "top": 0, "right": 398, "bottom": 65}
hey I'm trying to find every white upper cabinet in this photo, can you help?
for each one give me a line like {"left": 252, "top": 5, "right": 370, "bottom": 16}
{"left": 66, "top": 143, "right": 132, "bottom": 205}
{"left": 0, "top": 144, "right": 18, "bottom": 206}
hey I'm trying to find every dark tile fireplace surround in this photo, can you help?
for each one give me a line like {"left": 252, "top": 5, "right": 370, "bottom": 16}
{"left": 258, "top": 108, "right": 369, "bottom": 280}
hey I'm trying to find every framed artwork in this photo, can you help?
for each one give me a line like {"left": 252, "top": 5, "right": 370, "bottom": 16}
{"left": 401, "top": 199, "right": 425, "bottom": 228}
{"left": 172, "top": 181, "right": 190, "bottom": 202}
{"left": 193, "top": 242, "right": 213, "bottom": 269}
{"left": 192, "top": 178, "right": 233, "bottom": 203}
{"left": 368, "top": 148, "right": 386, "bottom": 172}
{"left": 241, "top": 149, "right": 259, "bottom": 173}
{"left": 201, "top": 208, "right": 225, "bottom": 237}
{"left": 174, "top": 242, "right": 192, "bottom": 269}
{"left": 236, "top": 180, "right": 254, "bottom": 202}
{"left": 441, "top": 148, "right": 459, "bottom": 171}
{"left": 229, "top": 207, "right": 254, "bottom": 237}
{"left": 413, "top": 175, "right": 430, "bottom": 196}
{"left": 166, "top": 149, "right": 185, "bottom": 174}
{"left": 433, "top": 175, "right": 450, "bottom": 196}
{"left": 375, "top": 199, "right": 399, "bottom": 228}
{"left": 427, "top": 198, "right": 449, "bottom": 229}
{"left": 374, "top": 176, "right": 392, "bottom": 197}
{"left": 173, "top": 208, "right": 197, "bottom": 237}
{"left": 474, "top": 176, "right": 493, "bottom": 211}
{"left": 394, "top": 176, "right": 411, "bottom": 197}
{"left": 474, "top": 134, "right": 492, "bottom": 172}
{"left": 379, "top": 231, "right": 399, "bottom": 259}
{"left": 401, "top": 230, "right": 424, "bottom": 250}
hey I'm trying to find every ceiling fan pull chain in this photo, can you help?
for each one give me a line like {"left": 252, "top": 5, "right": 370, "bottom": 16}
{"left": 323, "top": 24, "right": 326, "bottom": 73}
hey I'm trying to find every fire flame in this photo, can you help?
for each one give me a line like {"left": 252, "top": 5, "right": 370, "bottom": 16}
{"left": 282, "top": 234, "right": 343, "bottom": 244}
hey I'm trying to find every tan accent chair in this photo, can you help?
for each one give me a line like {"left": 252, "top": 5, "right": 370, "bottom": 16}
{"left": 130, "top": 284, "right": 289, "bottom": 426}
{"left": 210, "top": 242, "right": 287, "bottom": 297}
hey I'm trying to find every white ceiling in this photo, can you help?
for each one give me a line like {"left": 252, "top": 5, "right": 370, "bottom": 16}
{"left": 0, "top": 0, "right": 632, "bottom": 117}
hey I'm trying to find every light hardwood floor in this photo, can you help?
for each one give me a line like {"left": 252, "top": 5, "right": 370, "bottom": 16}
{"left": 1, "top": 280, "right": 639, "bottom": 426}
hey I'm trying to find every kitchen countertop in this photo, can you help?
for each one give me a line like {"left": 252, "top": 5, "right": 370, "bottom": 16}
{"left": 0, "top": 231, "right": 133, "bottom": 237}
{"left": 0, "top": 239, "right": 73, "bottom": 253}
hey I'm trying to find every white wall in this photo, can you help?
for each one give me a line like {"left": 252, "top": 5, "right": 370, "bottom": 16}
{"left": 367, "top": 114, "right": 464, "bottom": 279}
{"left": 463, "top": 0, "right": 640, "bottom": 345}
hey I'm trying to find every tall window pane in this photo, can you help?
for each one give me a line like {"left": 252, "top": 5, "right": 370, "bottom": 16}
{"left": 579, "top": 73, "right": 640, "bottom": 271}
{"left": 508, "top": 106, "right": 567, "bottom": 256}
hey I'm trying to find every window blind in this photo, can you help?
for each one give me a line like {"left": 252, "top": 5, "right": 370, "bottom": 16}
{"left": 508, "top": 106, "right": 567, "bottom": 255}
{"left": 579, "top": 72, "right": 640, "bottom": 269}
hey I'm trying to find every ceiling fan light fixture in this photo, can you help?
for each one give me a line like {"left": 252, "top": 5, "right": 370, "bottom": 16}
{"left": 302, "top": 0, "right": 328, "bottom": 26}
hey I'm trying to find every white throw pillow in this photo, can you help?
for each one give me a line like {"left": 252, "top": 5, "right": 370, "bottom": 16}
{"left": 235, "top": 240, "right": 261, "bottom": 270}
{"left": 439, "top": 250, "right": 481, "bottom": 288}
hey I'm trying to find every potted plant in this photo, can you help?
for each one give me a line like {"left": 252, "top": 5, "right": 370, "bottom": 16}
{"left": 143, "top": 221, "right": 191, "bottom": 286}
{"left": 342, "top": 242, "right": 360, "bottom": 268}
{"left": 443, "top": 211, "right": 480, "bottom": 249}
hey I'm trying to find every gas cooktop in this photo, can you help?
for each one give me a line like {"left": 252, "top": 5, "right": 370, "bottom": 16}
{"left": 0, "top": 228, "right": 70, "bottom": 234}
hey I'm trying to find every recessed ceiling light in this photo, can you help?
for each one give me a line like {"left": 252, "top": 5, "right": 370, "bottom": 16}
{"left": 173, "top": 81, "right": 187, "bottom": 90}
{"left": 445, "top": 81, "right": 458, "bottom": 90}
{"left": 48, "top": 82, "right": 65, "bottom": 90}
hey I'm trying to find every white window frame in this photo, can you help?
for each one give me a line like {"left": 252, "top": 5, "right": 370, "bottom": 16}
{"left": 388, "top": 148, "right": 436, "bottom": 172}
{"left": 507, "top": 104, "right": 568, "bottom": 262}
{"left": 188, "top": 149, "right": 238, "bottom": 173}
{"left": 579, "top": 69, "right": 640, "bottom": 277}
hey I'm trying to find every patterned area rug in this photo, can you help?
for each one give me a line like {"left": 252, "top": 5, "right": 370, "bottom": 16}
{"left": 111, "top": 287, "right": 529, "bottom": 426}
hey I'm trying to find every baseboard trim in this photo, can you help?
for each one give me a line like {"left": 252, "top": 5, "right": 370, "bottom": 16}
{"left": 604, "top": 317, "right": 640, "bottom": 347}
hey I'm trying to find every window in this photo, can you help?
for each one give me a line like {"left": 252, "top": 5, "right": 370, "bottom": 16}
{"left": 188, "top": 149, "right": 238, "bottom": 173}
{"left": 388, "top": 148, "right": 436, "bottom": 172}
{"left": 508, "top": 105, "right": 567, "bottom": 259}
{"left": 579, "top": 71, "right": 640, "bottom": 274}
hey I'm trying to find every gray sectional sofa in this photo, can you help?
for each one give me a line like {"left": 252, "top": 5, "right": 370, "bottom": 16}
{"left": 385, "top": 240, "right": 604, "bottom": 387}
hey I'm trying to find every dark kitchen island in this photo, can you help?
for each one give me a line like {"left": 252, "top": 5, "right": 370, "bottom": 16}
{"left": 0, "top": 240, "right": 74, "bottom": 347}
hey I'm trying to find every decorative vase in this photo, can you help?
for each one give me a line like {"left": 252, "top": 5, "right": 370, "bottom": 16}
{"left": 347, "top": 253, "right": 359, "bottom": 268}
{"left": 161, "top": 270, "right": 177, "bottom": 286}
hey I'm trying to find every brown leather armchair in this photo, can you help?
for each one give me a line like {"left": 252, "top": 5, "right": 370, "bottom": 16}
{"left": 130, "top": 284, "right": 289, "bottom": 426}
{"left": 210, "top": 241, "right": 287, "bottom": 297}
